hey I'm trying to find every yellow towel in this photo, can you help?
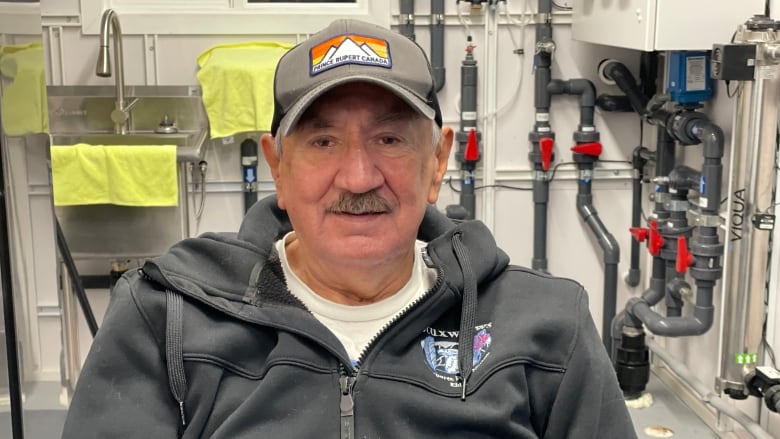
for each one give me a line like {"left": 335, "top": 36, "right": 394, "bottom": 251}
{"left": 51, "top": 144, "right": 178, "bottom": 207}
{"left": 0, "top": 42, "right": 49, "bottom": 136}
{"left": 197, "top": 41, "right": 293, "bottom": 139}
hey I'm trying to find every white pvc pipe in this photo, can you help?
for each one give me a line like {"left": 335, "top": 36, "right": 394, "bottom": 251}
{"left": 480, "top": 2, "right": 499, "bottom": 231}
{"left": 647, "top": 339, "right": 774, "bottom": 439}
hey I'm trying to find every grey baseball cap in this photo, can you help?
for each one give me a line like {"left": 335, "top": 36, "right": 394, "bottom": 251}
{"left": 270, "top": 18, "right": 443, "bottom": 137}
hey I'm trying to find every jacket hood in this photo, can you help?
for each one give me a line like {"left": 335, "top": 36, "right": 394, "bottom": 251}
{"left": 143, "top": 195, "right": 509, "bottom": 313}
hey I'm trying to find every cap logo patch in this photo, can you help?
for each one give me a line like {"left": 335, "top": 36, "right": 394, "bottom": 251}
{"left": 310, "top": 34, "right": 392, "bottom": 75}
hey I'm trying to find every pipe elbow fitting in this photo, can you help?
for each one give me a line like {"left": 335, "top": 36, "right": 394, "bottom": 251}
{"left": 568, "top": 78, "right": 597, "bottom": 107}
{"left": 696, "top": 121, "right": 725, "bottom": 159}
{"left": 603, "top": 237, "right": 620, "bottom": 264}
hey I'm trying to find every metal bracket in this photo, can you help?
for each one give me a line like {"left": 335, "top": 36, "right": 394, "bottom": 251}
{"left": 650, "top": 192, "right": 671, "bottom": 203}
{"left": 687, "top": 210, "right": 724, "bottom": 228}
{"left": 664, "top": 199, "right": 690, "bottom": 212}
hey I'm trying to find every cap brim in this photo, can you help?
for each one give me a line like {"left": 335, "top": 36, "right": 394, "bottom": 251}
{"left": 278, "top": 74, "right": 436, "bottom": 137}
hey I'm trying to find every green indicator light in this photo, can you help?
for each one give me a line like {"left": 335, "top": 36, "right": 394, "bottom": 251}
{"left": 734, "top": 353, "right": 758, "bottom": 364}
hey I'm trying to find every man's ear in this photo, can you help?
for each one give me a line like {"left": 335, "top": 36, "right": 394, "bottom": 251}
{"left": 260, "top": 133, "right": 285, "bottom": 209}
{"left": 428, "top": 125, "right": 454, "bottom": 204}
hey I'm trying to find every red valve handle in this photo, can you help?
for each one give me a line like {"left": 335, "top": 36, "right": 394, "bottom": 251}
{"left": 539, "top": 137, "right": 554, "bottom": 171}
{"left": 676, "top": 236, "right": 694, "bottom": 274}
{"left": 464, "top": 128, "right": 480, "bottom": 162}
{"left": 648, "top": 220, "right": 664, "bottom": 256}
{"left": 570, "top": 141, "right": 603, "bottom": 157}
{"left": 629, "top": 227, "right": 649, "bottom": 243}
{"left": 629, "top": 221, "right": 663, "bottom": 256}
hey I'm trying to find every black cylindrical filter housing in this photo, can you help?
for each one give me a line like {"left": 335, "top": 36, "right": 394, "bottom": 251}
{"left": 615, "top": 331, "right": 650, "bottom": 399}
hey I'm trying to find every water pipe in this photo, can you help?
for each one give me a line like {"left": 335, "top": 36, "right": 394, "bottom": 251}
{"left": 457, "top": 38, "right": 480, "bottom": 219}
{"left": 527, "top": 0, "right": 555, "bottom": 272}
{"left": 241, "top": 138, "right": 258, "bottom": 213}
{"left": 602, "top": 59, "right": 725, "bottom": 399}
{"left": 430, "top": 0, "right": 446, "bottom": 91}
{"left": 626, "top": 146, "right": 653, "bottom": 287}
{"left": 616, "top": 111, "right": 724, "bottom": 398}
{"left": 544, "top": 76, "right": 620, "bottom": 352}
{"left": 570, "top": 141, "right": 620, "bottom": 353}
{"left": 629, "top": 111, "right": 723, "bottom": 336}
{"left": 398, "top": 0, "right": 415, "bottom": 41}
{"left": 596, "top": 59, "right": 661, "bottom": 288}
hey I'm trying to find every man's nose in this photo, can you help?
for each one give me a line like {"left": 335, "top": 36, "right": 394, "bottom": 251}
{"left": 334, "top": 141, "right": 385, "bottom": 194}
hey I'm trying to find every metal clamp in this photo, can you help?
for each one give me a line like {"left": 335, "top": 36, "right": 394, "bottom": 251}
{"left": 687, "top": 210, "right": 724, "bottom": 228}
{"left": 663, "top": 199, "right": 690, "bottom": 212}
{"left": 650, "top": 192, "right": 671, "bottom": 203}
{"left": 532, "top": 170, "right": 547, "bottom": 182}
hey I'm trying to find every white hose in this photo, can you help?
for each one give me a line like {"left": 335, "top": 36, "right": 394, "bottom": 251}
{"left": 647, "top": 339, "right": 774, "bottom": 439}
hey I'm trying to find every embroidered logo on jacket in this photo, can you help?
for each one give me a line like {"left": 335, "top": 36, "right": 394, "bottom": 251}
{"left": 310, "top": 34, "right": 392, "bottom": 75}
{"left": 421, "top": 323, "right": 492, "bottom": 383}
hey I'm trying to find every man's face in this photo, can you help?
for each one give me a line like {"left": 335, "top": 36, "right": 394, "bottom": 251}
{"left": 261, "top": 83, "right": 452, "bottom": 267}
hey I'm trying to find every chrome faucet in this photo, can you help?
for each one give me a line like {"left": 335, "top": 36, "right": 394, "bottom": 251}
{"left": 96, "top": 9, "right": 137, "bottom": 134}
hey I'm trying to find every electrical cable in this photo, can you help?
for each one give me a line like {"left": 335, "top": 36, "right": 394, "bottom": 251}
{"left": 446, "top": 176, "right": 532, "bottom": 192}
{"left": 193, "top": 161, "right": 207, "bottom": 221}
{"left": 726, "top": 81, "right": 743, "bottom": 99}
{"left": 446, "top": 158, "right": 630, "bottom": 192}
{"left": 551, "top": 159, "right": 631, "bottom": 181}
{"left": 191, "top": 161, "right": 208, "bottom": 236}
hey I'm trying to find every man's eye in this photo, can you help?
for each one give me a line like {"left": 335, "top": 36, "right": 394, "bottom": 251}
{"left": 379, "top": 136, "right": 401, "bottom": 145}
{"left": 313, "top": 138, "right": 334, "bottom": 148}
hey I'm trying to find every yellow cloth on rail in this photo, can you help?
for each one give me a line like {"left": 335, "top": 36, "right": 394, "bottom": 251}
{"left": 197, "top": 41, "right": 293, "bottom": 138}
{"left": 51, "top": 144, "right": 178, "bottom": 207}
{"left": 0, "top": 42, "right": 49, "bottom": 136}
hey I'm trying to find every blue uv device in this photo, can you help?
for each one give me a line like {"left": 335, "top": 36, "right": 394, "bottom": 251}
{"left": 667, "top": 51, "right": 712, "bottom": 106}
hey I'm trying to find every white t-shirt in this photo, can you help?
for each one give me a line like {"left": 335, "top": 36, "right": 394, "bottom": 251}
{"left": 276, "top": 232, "right": 436, "bottom": 364}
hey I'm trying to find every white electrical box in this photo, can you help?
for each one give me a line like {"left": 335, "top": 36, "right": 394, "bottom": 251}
{"left": 572, "top": 0, "right": 765, "bottom": 51}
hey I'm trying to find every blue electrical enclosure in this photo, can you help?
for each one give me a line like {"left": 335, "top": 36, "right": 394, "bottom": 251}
{"left": 667, "top": 51, "right": 712, "bottom": 105}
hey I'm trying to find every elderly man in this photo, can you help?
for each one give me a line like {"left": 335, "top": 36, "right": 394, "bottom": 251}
{"left": 62, "top": 19, "right": 636, "bottom": 438}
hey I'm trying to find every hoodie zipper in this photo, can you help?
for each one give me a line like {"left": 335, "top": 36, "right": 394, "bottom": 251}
{"left": 339, "top": 366, "right": 357, "bottom": 439}
{"left": 354, "top": 252, "right": 445, "bottom": 367}
{"left": 335, "top": 248, "right": 445, "bottom": 438}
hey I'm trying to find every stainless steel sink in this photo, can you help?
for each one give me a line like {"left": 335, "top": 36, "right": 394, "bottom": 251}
{"left": 47, "top": 85, "right": 209, "bottom": 258}
{"left": 49, "top": 129, "right": 209, "bottom": 162}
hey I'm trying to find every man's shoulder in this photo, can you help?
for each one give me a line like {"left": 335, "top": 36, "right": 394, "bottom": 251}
{"left": 489, "top": 264, "right": 586, "bottom": 308}
{"left": 477, "top": 265, "right": 590, "bottom": 369}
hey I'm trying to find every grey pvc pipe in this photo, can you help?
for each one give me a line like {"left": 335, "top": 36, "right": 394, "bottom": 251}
{"left": 430, "top": 0, "right": 445, "bottom": 91}
{"left": 530, "top": 0, "right": 554, "bottom": 272}
{"left": 694, "top": 121, "right": 725, "bottom": 217}
{"left": 577, "top": 191, "right": 620, "bottom": 352}
{"left": 626, "top": 284, "right": 714, "bottom": 336}
{"left": 532, "top": 181, "right": 549, "bottom": 272}
{"left": 548, "top": 79, "right": 596, "bottom": 126}
{"left": 576, "top": 196, "right": 620, "bottom": 264}
{"left": 398, "top": 0, "right": 415, "bottom": 40}
{"left": 602, "top": 61, "right": 649, "bottom": 116}
{"left": 647, "top": 339, "right": 774, "bottom": 439}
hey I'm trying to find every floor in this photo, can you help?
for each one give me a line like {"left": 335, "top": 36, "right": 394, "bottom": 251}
{"left": 629, "top": 372, "right": 721, "bottom": 438}
{"left": 0, "top": 374, "right": 726, "bottom": 438}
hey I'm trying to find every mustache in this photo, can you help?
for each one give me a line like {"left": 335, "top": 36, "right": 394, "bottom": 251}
{"left": 326, "top": 191, "right": 392, "bottom": 214}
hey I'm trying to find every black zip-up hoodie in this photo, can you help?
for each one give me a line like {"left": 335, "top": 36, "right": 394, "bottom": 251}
{"left": 62, "top": 195, "right": 636, "bottom": 438}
